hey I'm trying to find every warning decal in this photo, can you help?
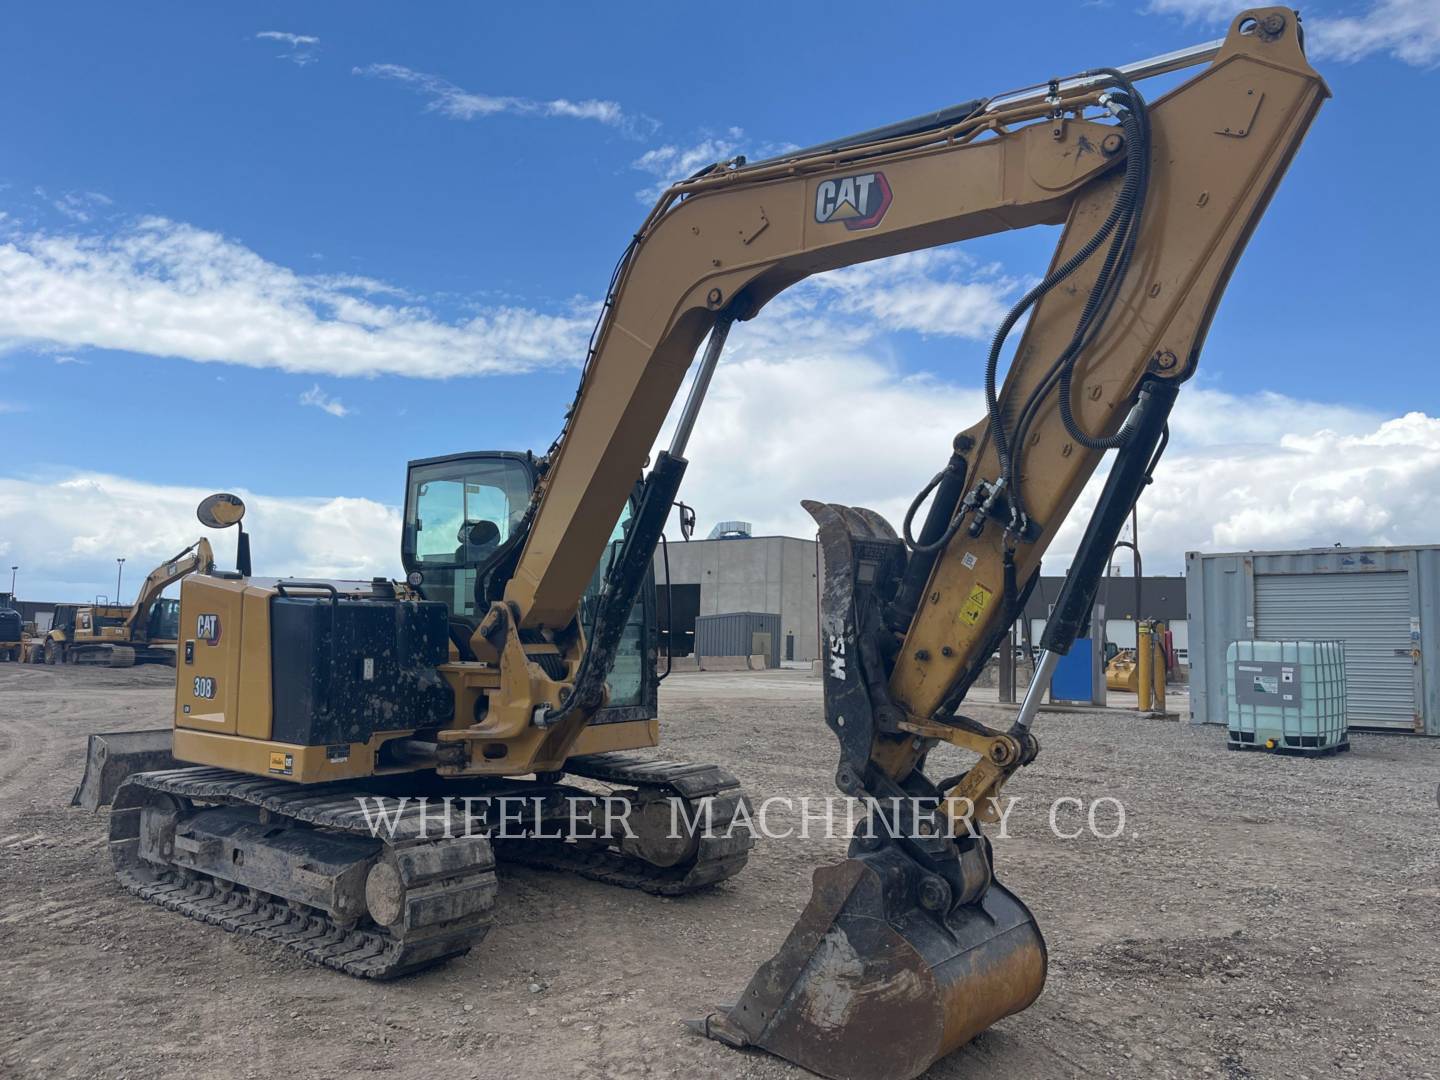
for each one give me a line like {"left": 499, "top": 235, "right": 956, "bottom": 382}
{"left": 958, "top": 584, "right": 993, "bottom": 627}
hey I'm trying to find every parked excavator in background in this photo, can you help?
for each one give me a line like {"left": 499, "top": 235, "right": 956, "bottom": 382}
{"left": 37, "top": 539, "right": 214, "bottom": 666}
{"left": 75, "top": 11, "right": 1324, "bottom": 1080}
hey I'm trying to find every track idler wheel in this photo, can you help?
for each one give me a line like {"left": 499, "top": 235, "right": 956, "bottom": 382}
{"left": 692, "top": 844, "right": 1046, "bottom": 1080}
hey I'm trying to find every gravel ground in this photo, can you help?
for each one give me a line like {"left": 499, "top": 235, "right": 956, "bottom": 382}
{"left": 1, "top": 662, "right": 1437, "bottom": 1080}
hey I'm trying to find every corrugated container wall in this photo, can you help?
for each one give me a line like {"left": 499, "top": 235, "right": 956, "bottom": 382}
{"left": 1186, "top": 546, "right": 1439, "bottom": 734}
{"left": 695, "top": 611, "right": 782, "bottom": 669}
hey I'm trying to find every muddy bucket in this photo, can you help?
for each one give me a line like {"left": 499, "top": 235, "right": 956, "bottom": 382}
{"left": 71, "top": 729, "right": 177, "bottom": 811}
{"left": 693, "top": 846, "right": 1046, "bottom": 1080}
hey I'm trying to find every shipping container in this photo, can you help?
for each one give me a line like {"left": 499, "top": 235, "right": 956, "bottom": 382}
{"left": 1186, "top": 546, "right": 1439, "bottom": 734}
{"left": 695, "top": 611, "right": 781, "bottom": 669}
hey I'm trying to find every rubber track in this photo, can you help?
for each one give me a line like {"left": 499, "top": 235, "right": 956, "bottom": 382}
{"left": 494, "top": 752, "right": 755, "bottom": 895}
{"left": 110, "top": 768, "right": 498, "bottom": 979}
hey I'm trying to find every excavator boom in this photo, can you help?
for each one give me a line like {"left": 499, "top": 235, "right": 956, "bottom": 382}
{"left": 121, "top": 538, "right": 215, "bottom": 640}
{"left": 457, "top": 9, "right": 1324, "bottom": 1079}
{"left": 463, "top": 8, "right": 1325, "bottom": 782}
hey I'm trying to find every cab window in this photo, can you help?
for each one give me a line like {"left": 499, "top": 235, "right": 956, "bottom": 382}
{"left": 409, "top": 460, "right": 530, "bottom": 566}
{"left": 404, "top": 456, "right": 533, "bottom": 620}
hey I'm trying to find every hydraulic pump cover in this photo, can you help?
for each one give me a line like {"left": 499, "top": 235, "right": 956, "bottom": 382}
{"left": 270, "top": 596, "right": 452, "bottom": 745}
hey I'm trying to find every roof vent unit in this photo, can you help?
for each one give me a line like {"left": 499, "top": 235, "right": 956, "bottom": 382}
{"left": 708, "top": 520, "right": 753, "bottom": 540}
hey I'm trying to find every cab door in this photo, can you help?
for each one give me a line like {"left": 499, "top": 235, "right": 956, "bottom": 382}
{"left": 401, "top": 450, "right": 657, "bottom": 723}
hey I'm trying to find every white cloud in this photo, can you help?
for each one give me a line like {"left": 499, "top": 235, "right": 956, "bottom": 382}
{"left": 1307, "top": 0, "right": 1440, "bottom": 64}
{"left": 632, "top": 129, "right": 746, "bottom": 200}
{"left": 658, "top": 332, "right": 1438, "bottom": 577}
{"left": 638, "top": 250, "right": 1024, "bottom": 536}
{"left": 354, "top": 64, "right": 640, "bottom": 131}
{"left": 0, "top": 200, "right": 1014, "bottom": 382}
{"left": 299, "top": 384, "right": 349, "bottom": 417}
{"left": 708, "top": 250, "right": 1021, "bottom": 358}
{"left": 53, "top": 354, "right": 89, "bottom": 365}
{"left": 631, "top": 128, "right": 798, "bottom": 201}
{"left": 1147, "top": 0, "right": 1440, "bottom": 65}
{"left": 34, "top": 188, "right": 111, "bottom": 224}
{"left": 1145, "top": 0, "right": 1238, "bottom": 20}
{"left": 5, "top": 389, "right": 1431, "bottom": 602}
{"left": 1072, "top": 409, "right": 1440, "bottom": 570}
{"left": 806, "top": 251, "right": 1020, "bottom": 340}
{"left": 664, "top": 351, "right": 987, "bottom": 541}
{"left": 0, "top": 472, "right": 400, "bottom": 602}
{"left": 256, "top": 31, "right": 319, "bottom": 47}
{"left": 1166, "top": 386, "right": 1382, "bottom": 446}
{"left": 0, "top": 216, "right": 592, "bottom": 378}
{"left": 256, "top": 30, "right": 319, "bottom": 66}
{"left": 654, "top": 255, "right": 1012, "bottom": 539}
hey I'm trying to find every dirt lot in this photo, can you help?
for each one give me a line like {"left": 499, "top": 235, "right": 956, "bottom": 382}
{"left": 1, "top": 662, "right": 1437, "bottom": 1080}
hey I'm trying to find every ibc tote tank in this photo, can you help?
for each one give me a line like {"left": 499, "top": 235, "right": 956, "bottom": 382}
{"left": 1226, "top": 640, "right": 1349, "bottom": 756}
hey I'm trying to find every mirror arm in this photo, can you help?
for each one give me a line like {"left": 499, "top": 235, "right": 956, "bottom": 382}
{"left": 236, "top": 524, "right": 252, "bottom": 578}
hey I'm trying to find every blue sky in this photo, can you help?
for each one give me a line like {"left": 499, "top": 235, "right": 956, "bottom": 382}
{"left": 2, "top": 1, "right": 1438, "bottom": 600}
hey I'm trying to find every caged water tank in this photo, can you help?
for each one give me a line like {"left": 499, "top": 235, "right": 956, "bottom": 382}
{"left": 1226, "top": 640, "right": 1348, "bottom": 755}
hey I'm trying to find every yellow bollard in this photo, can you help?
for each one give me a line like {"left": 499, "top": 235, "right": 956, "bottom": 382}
{"left": 1151, "top": 622, "right": 1167, "bottom": 715}
{"left": 1137, "top": 621, "right": 1153, "bottom": 712}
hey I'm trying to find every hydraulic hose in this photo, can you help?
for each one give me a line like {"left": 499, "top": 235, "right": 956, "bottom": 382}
{"left": 974, "top": 71, "right": 1152, "bottom": 529}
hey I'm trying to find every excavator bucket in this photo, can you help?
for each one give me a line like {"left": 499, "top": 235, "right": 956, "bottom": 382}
{"left": 71, "top": 728, "right": 176, "bottom": 811}
{"left": 693, "top": 848, "right": 1046, "bottom": 1080}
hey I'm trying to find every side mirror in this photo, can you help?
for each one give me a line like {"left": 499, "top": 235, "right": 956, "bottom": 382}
{"left": 197, "top": 493, "right": 246, "bottom": 529}
{"left": 464, "top": 520, "right": 501, "bottom": 547}
{"left": 196, "top": 493, "right": 251, "bottom": 578}
{"left": 675, "top": 501, "right": 697, "bottom": 541}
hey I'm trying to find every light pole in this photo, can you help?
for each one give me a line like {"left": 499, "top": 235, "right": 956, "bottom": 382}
{"left": 116, "top": 558, "right": 126, "bottom": 606}
{"left": 8, "top": 566, "right": 15, "bottom": 599}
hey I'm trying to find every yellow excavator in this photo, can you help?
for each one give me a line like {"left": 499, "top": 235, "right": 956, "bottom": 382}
{"left": 80, "top": 12, "right": 1324, "bottom": 1079}
{"left": 38, "top": 539, "right": 215, "bottom": 666}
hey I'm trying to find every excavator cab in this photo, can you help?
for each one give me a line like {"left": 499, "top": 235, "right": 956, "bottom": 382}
{"left": 401, "top": 450, "right": 657, "bottom": 717}
{"left": 143, "top": 597, "right": 181, "bottom": 643}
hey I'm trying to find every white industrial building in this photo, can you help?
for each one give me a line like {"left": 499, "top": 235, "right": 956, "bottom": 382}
{"left": 650, "top": 524, "right": 1187, "bottom": 668}
{"left": 652, "top": 528, "right": 820, "bottom": 662}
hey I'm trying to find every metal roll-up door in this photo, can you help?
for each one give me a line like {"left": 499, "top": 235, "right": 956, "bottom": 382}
{"left": 1255, "top": 571, "right": 1416, "bottom": 730}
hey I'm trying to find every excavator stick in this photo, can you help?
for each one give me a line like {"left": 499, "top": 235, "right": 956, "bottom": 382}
{"left": 72, "top": 729, "right": 177, "bottom": 811}
{"left": 693, "top": 848, "right": 1045, "bottom": 1080}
